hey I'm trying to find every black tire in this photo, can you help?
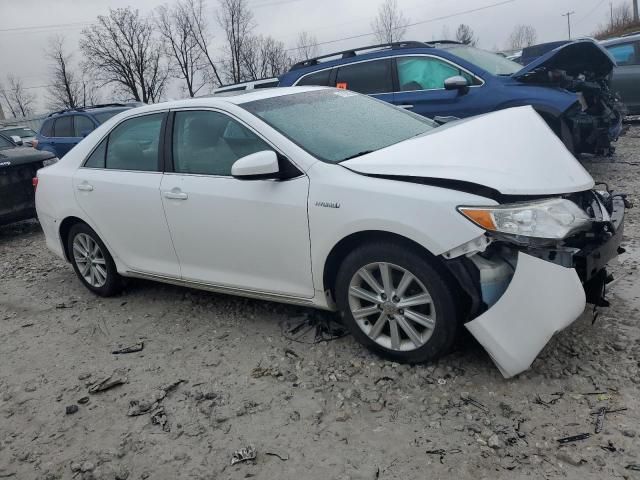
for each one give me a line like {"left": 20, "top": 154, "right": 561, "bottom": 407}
{"left": 335, "top": 242, "right": 460, "bottom": 363}
{"left": 67, "top": 223, "right": 123, "bottom": 297}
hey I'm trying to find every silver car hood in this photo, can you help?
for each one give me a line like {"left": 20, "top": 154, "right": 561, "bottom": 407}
{"left": 342, "top": 106, "right": 594, "bottom": 197}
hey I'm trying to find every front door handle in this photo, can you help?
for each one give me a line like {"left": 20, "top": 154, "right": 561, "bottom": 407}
{"left": 163, "top": 189, "right": 188, "bottom": 200}
{"left": 77, "top": 183, "right": 94, "bottom": 192}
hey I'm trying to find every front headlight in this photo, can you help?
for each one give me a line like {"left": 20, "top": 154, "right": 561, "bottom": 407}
{"left": 458, "top": 198, "right": 591, "bottom": 240}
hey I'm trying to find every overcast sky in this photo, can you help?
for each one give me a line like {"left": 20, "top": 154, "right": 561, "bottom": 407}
{"left": 0, "top": 0, "right": 628, "bottom": 113}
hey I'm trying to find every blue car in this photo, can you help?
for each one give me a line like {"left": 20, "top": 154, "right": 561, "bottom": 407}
{"left": 279, "top": 40, "right": 623, "bottom": 156}
{"left": 35, "top": 103, "right": 141, "bottom": 158}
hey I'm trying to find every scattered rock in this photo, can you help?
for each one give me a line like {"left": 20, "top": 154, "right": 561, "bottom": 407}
{"left": 65, "top": 404, "right": 79, "bottom": 415}
{"left": 557, "top": 451, "right": 586, "bottom": 467}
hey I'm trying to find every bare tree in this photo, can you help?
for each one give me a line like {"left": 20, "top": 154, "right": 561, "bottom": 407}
{"left": 242, "top": 35, "right": 291, "bottom": 80}
{"left": 293, "top": 31, "right": 320, "bottom": 62}
{"left": 594, "top": 3, "right": 639, "bottom": 39}
{"left": 80, "top": 7, "right": 168, "bottom": 103}
{"left": 45, "top": 35, "right": 83, "bottom": 110}
{"left": 456, "top": 24, "right": 477, "bottom": 46}
{"left": 507, "top": 24, "right": 537, "bottom": 50}
{"left": 217, "top": 0, "right": 254, "bottom": 84}
{"left": 0, "top": 75, "right": 35, "bottom": 118}
{"left": 182, "top": 0, "right": 224, "bottom": 88}
{"left": 156, "top": 2, "right": 206, "bottom": 97}
{"left": 371, "top": 0, "right": 408, "bottom": 44}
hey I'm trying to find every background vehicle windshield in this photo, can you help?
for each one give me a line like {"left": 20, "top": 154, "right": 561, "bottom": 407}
{"left": 93, "top": 109, "right": 128, "bottom": 124}
{"left": 241, "top": 89, "right": 435, "bottom": 163}
{"left": 0, "top": 136, "right": 13, "bottom": 149}
{"left": 448, "top": 45, "right": 522, "bottom": 75}
{"left": 1, "top": 127, "right": 37, "bottom": 138}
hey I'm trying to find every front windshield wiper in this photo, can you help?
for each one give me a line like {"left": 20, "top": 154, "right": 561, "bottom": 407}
{"left": 340, "top": 150, "right": 374, "bottom": 162}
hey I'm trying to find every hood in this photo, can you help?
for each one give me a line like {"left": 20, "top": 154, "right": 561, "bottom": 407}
{"left": 512, "top": 40, "right": 615, "bottom": 80}
{"left": 342, "top": 106, "right": 594, "bottom": 197}
{"left": 0, "top": 147, "right": 55, "bottom": 168}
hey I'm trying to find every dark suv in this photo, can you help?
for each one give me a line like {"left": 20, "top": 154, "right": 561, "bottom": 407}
{"left": 279, "top": 40, "right": 623, "bottom": 156}
{"left": 35, "top": 103, "right": 141, "bottom": 158}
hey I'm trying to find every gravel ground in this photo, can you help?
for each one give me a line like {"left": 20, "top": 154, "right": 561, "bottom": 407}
{"left": 1, "top": 125, "right": 640, "bottom": 480}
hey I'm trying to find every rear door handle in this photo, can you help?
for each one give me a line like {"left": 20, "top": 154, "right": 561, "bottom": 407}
{"left": 77, "top": 183, "right": 93, "bottom": 192}
{"left": 163, "top": 190, "right": 188, "bottom": 200}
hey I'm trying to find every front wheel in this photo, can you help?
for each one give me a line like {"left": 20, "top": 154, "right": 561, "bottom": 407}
{"left": 335, "top": 242, "right": 460, "bottom": 363}
{"left": 67, "top": 223, "right": 122, "bottom": 297}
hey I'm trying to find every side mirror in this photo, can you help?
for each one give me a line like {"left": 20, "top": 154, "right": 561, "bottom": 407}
{"left": 231, "top": 150, "right": 280, "bottom": 180}
{"left": 10, "top": 135, "right": 23, "bottom": 146}
{"left": 444, "top": 75, "right": 470, "bottom": 94}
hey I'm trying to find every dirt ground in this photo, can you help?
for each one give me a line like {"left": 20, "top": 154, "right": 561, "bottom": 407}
{"left": 1, "top": 125, "right": 640, "bottom": 480}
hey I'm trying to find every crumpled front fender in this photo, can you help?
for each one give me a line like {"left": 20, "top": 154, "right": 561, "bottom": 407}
{"left": 465, "top": 252, "right": 586, "bottom": 378}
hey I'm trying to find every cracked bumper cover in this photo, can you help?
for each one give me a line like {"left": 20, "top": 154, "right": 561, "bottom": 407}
{"left": 464, "top": 195, "right": 625, "bottom": 379}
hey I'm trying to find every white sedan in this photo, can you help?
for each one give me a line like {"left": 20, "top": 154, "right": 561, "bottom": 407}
{"left": 35, "top": 87, "right": 626, "bottom": 377}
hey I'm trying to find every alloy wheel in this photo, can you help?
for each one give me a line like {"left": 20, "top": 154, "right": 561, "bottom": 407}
{"left": 72, "top": 233, "right": 108, "bottom": 288}
{"left": 347, "top": 262, "right": 436, "bottom": 352}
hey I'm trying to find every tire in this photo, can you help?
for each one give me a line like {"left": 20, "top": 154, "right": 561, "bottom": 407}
{"left": 335, "top": 242, "right": 460, "bottom": 363}
{"left": 67, "top": 223, "right": 122, "bottom": 297}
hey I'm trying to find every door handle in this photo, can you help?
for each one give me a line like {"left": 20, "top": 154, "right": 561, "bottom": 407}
{"left": 398, "top": 104, "right": 414, "bottom": 109}
{"left": 163, "top": 190, "right": 188, "bottom": 200}
{"left": 77, "top": 183, "right": 94, "bottom": 192}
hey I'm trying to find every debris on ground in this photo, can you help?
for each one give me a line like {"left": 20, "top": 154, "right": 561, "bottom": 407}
{"left": 594, "top": 407, "right": 606, "bottom": 434}
{"left": 460, "top": 392, "right": 489, "bottom": 413}
{"left": 150, "top": 406, "right": 169, "bottom": 432}
{"left": 279, "top": 313, "right": 347, "bottom": 344}
{"left": 265, "top": 449, "right": 289, "bottom": 461}
{"left": 112, "top": 342, "right": 144, "bottom": 354}
{"left": 557, "top": 433, "right": 591, "bottom": 444}
{"left": 231, "top": 445, "right": 257, "bottom": 465}
{"left": 426, "top": 448, "right": 462, "bottom": 464}
{"left": 88, "top": 371, "right": 128, "bottom": 394}
{"left": 65, "top": 405, "right": 78, "bottom": 415}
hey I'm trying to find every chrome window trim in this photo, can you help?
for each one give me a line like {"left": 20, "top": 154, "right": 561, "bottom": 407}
{"left": 292, "top": 53, "right": 485, "bottom": 95}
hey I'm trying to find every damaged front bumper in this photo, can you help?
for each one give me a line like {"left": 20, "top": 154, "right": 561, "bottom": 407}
{"left": 447, "top": 193, "right": 626, "bottom": 378}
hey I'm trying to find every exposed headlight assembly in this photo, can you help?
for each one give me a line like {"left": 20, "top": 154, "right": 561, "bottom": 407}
{"left": 458, "top": 198, "right": 591, "bottom": 240}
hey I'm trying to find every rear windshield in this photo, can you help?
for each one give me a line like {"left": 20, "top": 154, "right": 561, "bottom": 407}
{"left": 92, "top": 109, "right": 128, "bottom": 124}
{"left": 241, "top": 89, "right": 436, "bottom": 163}
{"left": 447, "top": 45, "right": 522, "bottom": 75}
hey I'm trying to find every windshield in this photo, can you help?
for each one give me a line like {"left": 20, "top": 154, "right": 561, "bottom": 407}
{"left": 241, "top": 89, "right": 436, "bottom": 163}
{"left": 447, "top": 45, "right": 522, "bottom": 75}
{"left": 0, "top": 135, "right": 13, "bottom": 149}
{"left": 1, "top": 127, "right": 37, "bottom": 138}
{"left": 93, "top": 109, "right": 128, "bottom": 124}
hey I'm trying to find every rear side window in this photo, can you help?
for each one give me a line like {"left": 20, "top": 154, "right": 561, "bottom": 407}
{"left": 105, "top": 113, "right": 164, "bottom": 171}
{"left": 297, "top": 69, "right": 332, "bottom": 87}
{"left": 607, "top": 42, "right": 639, "bottom": 66}
{"left": 74, "top": 115, "right": 95, "bottom": 136}
{"left": 54, "top": 116, "right": 73, "bottom": 137}
{"left": 40, "top": 120, "right": 54, "bottom": 137}
{"left": 396, "top": 56, "right": 478, "bottom": 91}
{"left": 335, "top": 59, "right": 393, "bottom": 94}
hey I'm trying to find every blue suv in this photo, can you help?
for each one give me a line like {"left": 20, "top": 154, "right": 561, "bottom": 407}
{"left": 35, "top": 103, "right": 140, "bottom": 158}
{"left": 279, "top": 40, "right": 623, "bottom": 156}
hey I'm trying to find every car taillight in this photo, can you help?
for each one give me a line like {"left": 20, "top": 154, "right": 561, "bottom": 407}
{"left": 32, "top": 177, "right": 38, "bottom": 190}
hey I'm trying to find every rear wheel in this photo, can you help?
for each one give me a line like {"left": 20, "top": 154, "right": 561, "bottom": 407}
{"left": 67, "top": 223, "right": 122, "bottom": 297}
{"left": 335, "top": 242, "right": 460, "bottom": 363}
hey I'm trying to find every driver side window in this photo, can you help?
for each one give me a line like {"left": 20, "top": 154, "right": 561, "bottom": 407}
{"left": 396, "top": 56, "right": 477, "bottom": 92}
{"left": 172, "top": 110, "right": 272, "bottom": 176}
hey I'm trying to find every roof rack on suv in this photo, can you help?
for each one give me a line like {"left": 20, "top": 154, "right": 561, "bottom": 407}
{"left": 46, "top": 103, "right": 134, "bottom": 118}
{"left": 290, "top": 41, "right": 432, "bottom": 71}
{"left": 428, "top": 40, "right": 464, "bottom": 45}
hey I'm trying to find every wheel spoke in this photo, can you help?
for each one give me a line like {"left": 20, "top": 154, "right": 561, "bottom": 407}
{"left": 349, "top": 286, "right": 380, "bottom": 305}
{"left": 404, "top": 309, "right": 435, "bottom": 329}
{"left": 369, "top": 313, "right": 387, "bottom": 339}
{"left": 379, "top": 263, "right": 393, "bottom": 296}
{"left": 80, "top": 261, "right": 91, "bottom": 277}
{"left": 94, "top": 264, "right": 107, "bottom": 283}
{"left": 91, "top": 241, "right": 100, "bottom": 257}
{"left": 389, "top": 318, "right": 400, "bottom": 350}
{"left": 397, "top": 293, "right": 432, "bottom": 309}
{"left": 395, "top": 314, "right": 422, "bottom": 347}
{"left": 357, "top": 268, "right": 384, "bottom": 295}
{"left": 73, "top": 243, "right": 88, "bottom": 257}
{"left": 353, "top": 305, "right": 380, "bottom": 319}
{"left": 92, "top": 257, "right": 106, "bottom": 265}
{"left": 395, "top": 271, "right": 414, "bottom": 299}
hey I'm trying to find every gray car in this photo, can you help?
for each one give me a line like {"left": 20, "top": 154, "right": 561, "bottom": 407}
{"left": 601, "top": 32, "right": 640, "bottom": 115}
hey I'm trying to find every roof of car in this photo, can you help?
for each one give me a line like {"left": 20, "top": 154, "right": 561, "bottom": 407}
{"left": 45, "top": 103, "right": 142, "bottom": 119}
{"left": 115, "top": 86, "right": 329, "bottom": 116}
{"left": 600, "top": 32, "right": 640, "bottom": 45}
